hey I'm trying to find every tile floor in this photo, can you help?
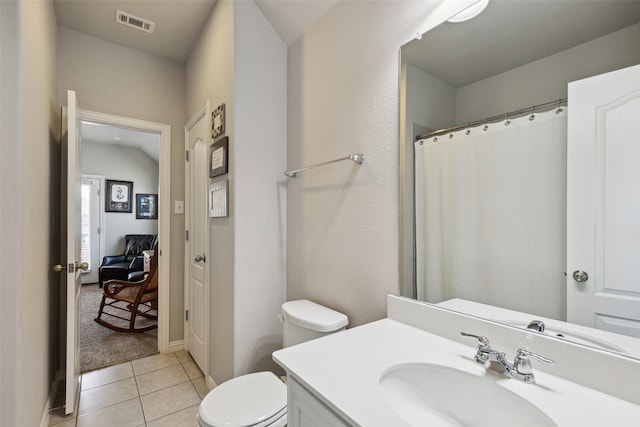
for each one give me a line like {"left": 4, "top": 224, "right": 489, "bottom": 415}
{"left": 48, "top": 351, "right": 212, "bottom": 427}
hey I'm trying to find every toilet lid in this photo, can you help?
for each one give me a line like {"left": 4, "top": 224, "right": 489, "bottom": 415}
{"left": 199, "top": 371, "right": 287, "bottom": 427}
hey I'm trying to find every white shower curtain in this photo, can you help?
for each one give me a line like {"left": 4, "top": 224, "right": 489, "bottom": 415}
{"left": 415, "top": 108, "right": 567, "bottom": 319}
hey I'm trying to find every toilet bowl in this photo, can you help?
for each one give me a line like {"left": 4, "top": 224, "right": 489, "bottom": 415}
{"left": 197, "top": 300, "right": 348, "bottom": 427}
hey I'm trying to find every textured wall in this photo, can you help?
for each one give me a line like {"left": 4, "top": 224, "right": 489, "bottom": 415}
{"left": 286, "top": 0, "right": 468, "bottom": 327}
{"left": 58, "top": 27, "right": 186, "bottom": 341}
{"left": 0, "top": 0, "right": 59, "bottom": 424}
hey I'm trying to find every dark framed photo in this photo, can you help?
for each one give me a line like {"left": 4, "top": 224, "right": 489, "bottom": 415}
{"left": 106, "top": 180, "right": 133, "bottom": 213}
{"left": 212, "top": 103, "right": 225, "bottom": 139}
{"left": 210, "top": 136, "right": 229, "bottom": 178}
{"left": 136, "top": 194, "right": 158, "bottom": 219}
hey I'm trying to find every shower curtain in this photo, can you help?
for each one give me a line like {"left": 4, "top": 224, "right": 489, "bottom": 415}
{"left": 415, "top": 108, "right": 567, "bottom": 319}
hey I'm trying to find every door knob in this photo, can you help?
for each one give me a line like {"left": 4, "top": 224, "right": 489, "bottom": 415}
{"left": 52, "top": 264, "right": 66, "bottom": 272}
{"left": 76, "top": 262, "right": 89, "bottom": 271}
{"left": 572, "top": 270, "right": 589, "bottom": 283}
{"left": 194, "top": 254, "right": 206, "bottom": 263}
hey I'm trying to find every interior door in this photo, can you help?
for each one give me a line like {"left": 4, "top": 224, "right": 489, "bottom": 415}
{"left": 60, "top": 90, "right": 84, "bottom": 414}
{"left": 184, "top": 105, "right": 209, "bottom": 372}
{"left": 567, "top": 64, "right": 640, "bottom": 337}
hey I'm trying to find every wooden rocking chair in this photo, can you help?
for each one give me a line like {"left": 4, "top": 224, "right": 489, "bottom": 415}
{"left": 94, "top": 253, "right": 158, "bottom": 333}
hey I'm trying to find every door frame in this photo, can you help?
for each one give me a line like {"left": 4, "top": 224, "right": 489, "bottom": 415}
{"left": 80, "top": 109, "right": 172, "bottom": 352}
{"left": 184, "top": 101, "right": 210, "bottom": 377}
{"left": 80, "top": 173, "right": 105, "bottom": 284}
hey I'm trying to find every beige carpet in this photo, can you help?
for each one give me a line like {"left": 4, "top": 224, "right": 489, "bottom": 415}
{"left": 80, "top": 283, "right": 158, "bottom": 373}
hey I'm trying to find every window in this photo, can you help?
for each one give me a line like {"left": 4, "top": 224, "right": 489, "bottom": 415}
{"left": 80, "top": 180, "right": 92, "bottom": 271}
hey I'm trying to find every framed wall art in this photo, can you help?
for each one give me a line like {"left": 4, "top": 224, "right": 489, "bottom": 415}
{"left": 212, "top": 103, "right": 225, "bottom": 139}
{"left": 210, "top": 136, "right": 229, "bottom": 178}
{"left": 106, "top": 180, "right": 133, "bottom": 213}
{"left": 136, "top": 193, "right": 158, "bottom": 219}
{"left": 209, "top": 180, "right": 228, "bottom": 217}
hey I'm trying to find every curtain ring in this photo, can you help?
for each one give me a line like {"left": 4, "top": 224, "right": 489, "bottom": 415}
{"left": 505, "top": 112, "right": 510, "bottom": 126}
{"left": 465, "top": 123, "right": 471, "bottom": 135}
{"left": 483, "top": 120, "right": 488, "bottom": 131}
{"left": 528, "top": 106, "right": 536, "bottom": 121}
{"left": 449, "top": 133, "right": 454, "bottom": 139}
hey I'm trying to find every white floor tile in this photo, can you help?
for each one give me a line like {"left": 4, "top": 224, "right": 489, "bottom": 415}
{"left": 132, "top": 353, "right": 179, "bottom": 376}
{"left": 82, "top": 362, "right": 134, "bottom": 390}
{"left": 140, "top": 381, "right": 200, "bottom": 422}
{"left": 136, "top": 364, "right": 189, "bottom": 395}
{"left": 77, "top": 398, "right": 144, "bottom": 427}
{"left": 78, "top": 377, "right": 139, "bottom": 415}
{"left": 146, "top": 404, "right": 200, "bottom": 427}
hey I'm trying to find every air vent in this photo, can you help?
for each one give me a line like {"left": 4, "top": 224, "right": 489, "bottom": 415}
{"left": 115, "top": 10, "right": 156, "bottom": 34}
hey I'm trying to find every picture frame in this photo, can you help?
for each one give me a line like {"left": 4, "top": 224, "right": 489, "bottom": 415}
{"left": 136, "top": 193, "right": 158, "bottom": 219}
{"left": 212, "top": 103, "right": 225, "bottom": 139}
{"left": 209, "top": 136, "right": 229, "bottom": 178}
{"left": 209, "top": 180, "right": 228, "bottom": 217}
{"left": 105, "top": 180, "right": 133, "bottom": 213}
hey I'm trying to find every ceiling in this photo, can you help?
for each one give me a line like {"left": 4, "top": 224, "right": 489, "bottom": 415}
{"left": 54, "top": 0, "right": 338, "bottom": 158}
{"left": 402, "top": 0, "right": 640, "bottom": 88}
{"left": 82, "top": 121, "right": 161, "bottom": 162}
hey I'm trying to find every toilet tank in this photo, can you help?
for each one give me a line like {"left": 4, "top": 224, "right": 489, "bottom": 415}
{"left": 281, "top": 300, "right": 349, "bottom": 348}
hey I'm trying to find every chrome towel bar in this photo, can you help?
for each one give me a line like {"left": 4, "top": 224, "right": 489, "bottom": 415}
{"left": 284, "top": 153, "right": 364, "bottom": 178}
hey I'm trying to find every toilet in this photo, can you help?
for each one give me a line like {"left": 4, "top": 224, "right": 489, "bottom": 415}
{"left": 197, "top": 299, "right": 349, "bottom": 427}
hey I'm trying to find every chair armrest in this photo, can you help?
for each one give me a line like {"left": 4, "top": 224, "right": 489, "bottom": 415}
{"left": 102, "top": 255, "right": 126, "bottom": 266}
{"left": 103, "top": 277, "right": 146, "bottom": 296}
{"left": 128, "top": 255, "right": 144, "bottom": 272}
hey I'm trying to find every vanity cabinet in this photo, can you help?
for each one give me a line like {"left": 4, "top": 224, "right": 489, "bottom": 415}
{"left": 287, "top": 377, "right": 352, "bottom": 427}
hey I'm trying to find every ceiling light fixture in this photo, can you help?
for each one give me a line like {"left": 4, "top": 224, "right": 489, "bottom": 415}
{"left": 447, "top": 0, "right": 490, "bottom": 23}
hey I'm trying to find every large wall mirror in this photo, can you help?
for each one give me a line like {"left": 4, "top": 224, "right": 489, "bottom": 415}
{"left": 399, "top": 0, "right": 640, "bottom": 359}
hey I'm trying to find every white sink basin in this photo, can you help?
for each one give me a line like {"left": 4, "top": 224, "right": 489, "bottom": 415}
{"left": 379, "top": 363, "right": 558, "bottom": 427}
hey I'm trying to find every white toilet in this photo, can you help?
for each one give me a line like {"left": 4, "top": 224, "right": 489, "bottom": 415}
{"left": 197, "top": 299, "right": 349, "bottom": 427}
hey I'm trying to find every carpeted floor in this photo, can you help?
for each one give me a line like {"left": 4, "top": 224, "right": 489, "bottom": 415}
{"left": 80, "top": 283, "right": 158, "bottom": 373}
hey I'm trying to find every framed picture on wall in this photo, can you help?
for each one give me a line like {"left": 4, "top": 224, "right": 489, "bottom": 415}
{"left": 105, "top": 180, "right": 133, "bottom": 213}
{"left": 209, "top": 136, "right": 229, "bottom": 178}
{"left": 136, "top": 193, "right": 158, "bottom": 219}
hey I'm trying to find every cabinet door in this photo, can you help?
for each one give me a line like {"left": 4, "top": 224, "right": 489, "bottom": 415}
{"left": 288, "top": 377, "right": 351, "bottom": 427}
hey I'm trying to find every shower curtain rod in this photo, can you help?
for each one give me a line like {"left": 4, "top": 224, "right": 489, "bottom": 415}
{"left": 416, "top": 98, "right": 568, "bottom": 141}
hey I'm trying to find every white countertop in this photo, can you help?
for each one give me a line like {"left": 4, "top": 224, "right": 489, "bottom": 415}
{"left": 273, "top": 318, "right": 640, "bottom": 426}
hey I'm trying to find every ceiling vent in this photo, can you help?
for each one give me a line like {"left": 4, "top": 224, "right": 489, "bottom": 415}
{"left": 115, "top": 10, "right": 156, "bottom": 34}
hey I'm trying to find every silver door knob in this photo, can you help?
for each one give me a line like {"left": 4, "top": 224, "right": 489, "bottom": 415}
{"left": 572, "top": 270, "right": 589, "bottom": 283}
{"left": 76, "top": 262, "right": 89, "bottom": 271}
{"left": 52, "top": 264, "right": 66, "bottom": 272}
{"left": 194, "top": 254, "right": 206, "bottom": 263}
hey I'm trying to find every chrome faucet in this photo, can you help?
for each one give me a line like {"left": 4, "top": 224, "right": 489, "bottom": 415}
{"left": 527, "top": 320, "right": 545, "bottom": 332}
{"left": 461, "top": 332, "right": 554, "bottom": 384}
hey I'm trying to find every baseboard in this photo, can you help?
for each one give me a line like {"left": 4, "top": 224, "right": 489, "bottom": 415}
{"left": 168, "top": 339, "right": 184, "bottom": 353}
{"left": 206, "top": 374, "right": 217, "bottom": 390}
{"left": 40, "top": 376, "right": 59, "bottom": 427}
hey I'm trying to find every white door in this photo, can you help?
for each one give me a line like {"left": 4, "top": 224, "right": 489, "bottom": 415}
{"left": 567, "top": 64, "right": 640, "bottom": 337}
{"left": 59, "top": 90, "right": 85, "bottom": 414}
{"left": 80, "top": 176, "right": 102, "bottom": 284}
{"left": 184, "top": 104, "right": 209, "bottom": 372}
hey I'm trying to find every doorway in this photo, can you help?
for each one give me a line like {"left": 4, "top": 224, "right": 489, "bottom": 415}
{"left": 80, "top": 174, "right": 104, "bottom": 285}
{"left": 78, "top": 109, "right": 171, "bottom": 372}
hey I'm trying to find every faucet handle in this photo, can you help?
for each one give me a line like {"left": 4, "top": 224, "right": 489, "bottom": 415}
{"left": 512, "top": 348, "right": 554, "bottom": 383}
{"left": 460, "top": 332, "right": 490, "bottom": 348}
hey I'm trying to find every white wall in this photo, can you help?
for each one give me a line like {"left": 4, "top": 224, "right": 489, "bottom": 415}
{"left": 233, "top": 0, "right": 287, "bottom": 376}
{"left": 58, "top": 27, "right": 186, "bottom": 341}
{"left": 185, "top": 0, "right": 236, "bottom": 384}
{"left": 81, "top": 142, "right": 159, "bottom": 256}
{"left": 457, "top": 22, "right": 640, "bottom": 122}
{"left": 287, "top": 0, "right": 470, "bottom": 327}
{"left": 0, "top": 0, "right": 58, "bottom": 425}
{"left": 186, "top": 0, "right": 287, "bottom": 383}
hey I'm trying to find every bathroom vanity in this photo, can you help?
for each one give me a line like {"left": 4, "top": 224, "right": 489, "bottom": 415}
{"left": 273, "top": 296, "right": 640, "bottom": 426}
